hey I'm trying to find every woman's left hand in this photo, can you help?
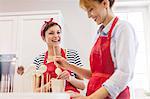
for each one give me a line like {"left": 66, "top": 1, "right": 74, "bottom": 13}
{"left": 58, "top": 70, "right": 70, "bottom": 80}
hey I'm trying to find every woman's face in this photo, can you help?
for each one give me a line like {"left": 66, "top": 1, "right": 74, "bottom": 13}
{"left": 86, "top": 1, "right": 108, "bottom": 25}
{"left": 44, "top": 25, "right": 61, "bottom": 47}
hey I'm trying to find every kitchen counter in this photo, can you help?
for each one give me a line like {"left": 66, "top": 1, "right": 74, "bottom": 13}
{"left": 0, "top": 93, "right": 70, "bottom": 99}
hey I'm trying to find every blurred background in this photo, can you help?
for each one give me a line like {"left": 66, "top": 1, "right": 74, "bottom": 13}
{"left": 0, "top": 0, "right": 150, "bottom": 98}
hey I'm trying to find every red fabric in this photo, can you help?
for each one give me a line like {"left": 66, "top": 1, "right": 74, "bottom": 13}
{"left": 87, "top": 17, "right": 130, "bottom": 99}
{"left": 43, "top": 48, "right": 79, "bottom": 93}
{"left": 41, "top": 18, "right": 61, "bottom": 38}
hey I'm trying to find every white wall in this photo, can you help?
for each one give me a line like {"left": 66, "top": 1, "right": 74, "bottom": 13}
{"left": 0, "top": 0, "right": 95, "bottom": 67}
{"left": 145, "top": 5, "right": 150, "bottom": 92}
{"left": 0, "top": 0, "right": 150, "bottom": 69}
{"left": 1, "top": 0, "right": 150, "bottom": 97}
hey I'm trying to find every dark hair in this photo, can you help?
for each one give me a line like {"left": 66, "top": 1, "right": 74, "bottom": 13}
{"left": 109, "top": 0, "right": 115, "bottom": 8}
{"left": 96, "top": 0, "right": 115, "bottom": 8}
{"left": 41, "top": 21, "right": 61, "bottom": 39}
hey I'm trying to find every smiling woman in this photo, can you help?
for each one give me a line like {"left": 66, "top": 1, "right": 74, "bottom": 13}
{"left": 53, "top": 0, "right": 139, "bottom": 99}
{"left": 32, "top": 18, "right": 85, "bottom": 96}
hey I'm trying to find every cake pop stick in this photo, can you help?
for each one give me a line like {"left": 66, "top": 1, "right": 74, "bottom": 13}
{"left": 53, "top": 46, "right": 62, "bottom": 78}
{"left": 45, "top": 73, "right": 49, "bottom": 92}
{"left": 35, "top": 64, "right": 47, "bottom": 77}
{"left": 40, "top": 74, "right": 44, "bottom": 92}
{"left": 53, "top": 46, "right": 61, "bottom": 56}
{"left": 39, "top": 74, "right": 51, "bottom": 93}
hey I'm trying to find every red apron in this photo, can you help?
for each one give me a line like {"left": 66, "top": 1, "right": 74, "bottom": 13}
{"left": 43, "top": 48, "right": 80, "bottom": 93}
{"left": 87, "top": 17, "right": 130, "bottom": 99}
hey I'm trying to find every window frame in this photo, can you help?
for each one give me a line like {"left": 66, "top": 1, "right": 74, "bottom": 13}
{"left": 114, "top": 2, "right": 150, "bottom": 92}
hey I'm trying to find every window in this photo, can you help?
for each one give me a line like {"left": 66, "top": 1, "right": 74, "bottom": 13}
{"left": 115, "top": 11, "right": 147, "bottom": 89}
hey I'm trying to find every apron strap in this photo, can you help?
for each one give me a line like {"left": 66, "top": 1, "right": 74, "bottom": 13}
{"left": 92, "top": 72, "right": 110, "bottom": 78}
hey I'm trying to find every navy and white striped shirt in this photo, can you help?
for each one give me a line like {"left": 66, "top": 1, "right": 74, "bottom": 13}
{"left": 33, "top": 49, "right": 83, "bottom": 77}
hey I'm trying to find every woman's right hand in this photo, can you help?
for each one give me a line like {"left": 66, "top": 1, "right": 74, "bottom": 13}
{"left": 54, "top": 56, "right": 70, "bottom": 70}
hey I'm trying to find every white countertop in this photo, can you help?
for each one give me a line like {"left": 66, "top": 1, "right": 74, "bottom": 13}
{"left": 0, "top": 93, "right": 70, "bottom": 99}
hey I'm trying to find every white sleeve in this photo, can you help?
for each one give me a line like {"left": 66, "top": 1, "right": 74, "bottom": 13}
{"left": 103, "top": 22, "right": 138, "bottom": 98}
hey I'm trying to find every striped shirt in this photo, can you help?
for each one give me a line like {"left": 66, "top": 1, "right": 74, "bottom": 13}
{"left": 33, "top": 49, "right": 83, "bottom": 77}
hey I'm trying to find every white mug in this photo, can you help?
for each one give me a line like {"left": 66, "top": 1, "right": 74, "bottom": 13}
{"left": 51, "top": 78, "right": 65, "bottom": 92}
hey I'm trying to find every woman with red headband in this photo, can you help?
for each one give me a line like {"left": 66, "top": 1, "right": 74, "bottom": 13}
{"left": 33, "top": 18, "right": 85, "bottom": 94}
{"left": 54, "top": 0, "right": 138, "bottom": 99}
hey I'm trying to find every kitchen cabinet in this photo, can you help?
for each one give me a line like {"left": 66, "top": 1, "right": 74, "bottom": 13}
{"left": 0, "top": 10, "right": 63, "bottom": 66}
{"left": 0, "top": 11, "right": 63, "bottom": 92}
